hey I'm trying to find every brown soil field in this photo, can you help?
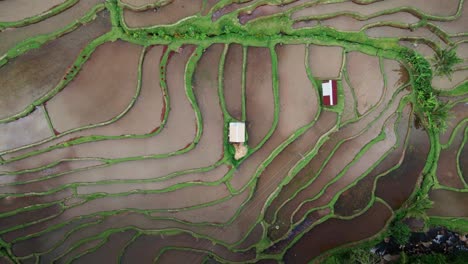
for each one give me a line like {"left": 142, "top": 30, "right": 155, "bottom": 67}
{"left": 308, "top": 45, "right": 343, "bottom": 79}
{"left": 0, "top": 0, "right": 65, "bottom": 22}
{"left": 440, "top": 102, "right": 467, "bottom": 145}
{"left": 58, "top": 238, "right": 103, "bottom": 263}
{"left": 319, "top": 12, "right": 419, "bottom": 32}
{"left": 0, "top": 107, "right": 52, "bottom": 152}
{"left": 437, "top": 125, "right": 466, "bottom": 188}
{"left": 0, "top": 0, "right": 106, "bottom": 55}
{"left": 294, "top": 113, "right": 399, "bottom": 223}
{"left": 274, "top": 90, "right": 407, "bottom": 236}
{"left": 47, "top": 41, "right": 142, "bottom": 132}
{"left": 223, "top": 44, "right": 243, "bottom": 120}
{"left": 289, "top": 95, "right": 405, "bottom": 226}
{"left": 75, "top": 165, "right": 229, "bottom": 195}
{"left": 245, "top": 47, "right": 274, "bottom": 148}
{"left": 347, "top": 52, "right": 384, "bottom": 115}
{"left": 292, "top": 0, "right": 460, "bottom": 20}
{"left": 334, "top": 105, "right": 411, "bottom": 216}
{"left": 157, "top": 249, "right": 206, "bottom": 264}
{"left": 375, "top": 125, "right": 430, "bottom": 209}
{"left": 123, "top": 0, "right": 202, "bottom": 27}
{"left": 150, "top": 186, "right": 251, "bottom": 224}
{"left": 432, "top": 70, "right": 468, "bottom": 90}
{"left": 0, "top": 10, "right": 110, "bottom": 119}
{"left": 284, "top": 201, "right": 392, "bottom": 263}
{"left": 428, "top": 189, "right": 468, "bottom": 217}
{"left": 263, "top": 110, "right": 338, "bottom": 224}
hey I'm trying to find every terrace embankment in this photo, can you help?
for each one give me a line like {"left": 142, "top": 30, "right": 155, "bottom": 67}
{"left": 436, "top": 123, "right": 466, "bottom": 188}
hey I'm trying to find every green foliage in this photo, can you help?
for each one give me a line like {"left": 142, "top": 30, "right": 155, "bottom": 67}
{"left": 324, "top": 248, "right": 380, "bottom": 264}
{"left": 431, "top": 48, "right": 463, "bottom": 80}
{"left": 389, "top": 221, "right": 411, "bottom": 245}
{"left": 405, "top": 190, "right": 433, "bottom": 221}
{"left": 401, "top": 50, "right": 451, "bottom": 133}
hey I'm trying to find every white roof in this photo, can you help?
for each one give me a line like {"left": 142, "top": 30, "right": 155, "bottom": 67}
{"left": 321, "top": 80, "right": 334, "bottom": 105}
{"left": 229, "top": 122, "right": 245, "bottom": 143}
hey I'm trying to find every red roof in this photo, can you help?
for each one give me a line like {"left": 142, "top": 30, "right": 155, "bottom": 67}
{"left": 322, "top": 80, "right": 338, "bottom": 106}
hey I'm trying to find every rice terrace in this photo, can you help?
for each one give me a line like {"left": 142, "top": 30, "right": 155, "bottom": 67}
{"left": 0, "top": 0, "right": 468, "bottom": 263}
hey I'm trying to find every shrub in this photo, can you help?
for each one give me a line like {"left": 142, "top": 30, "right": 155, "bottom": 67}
{"left": 389, "top": 221, "right": 411, "bottom": 245}
{"left": 431, "top": 48, "right": 463, "bottom": 80}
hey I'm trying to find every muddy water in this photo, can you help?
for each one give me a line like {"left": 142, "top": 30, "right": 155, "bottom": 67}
{"left": 123, "top": 0, "right": 203, "bottom": 27}
{"left": 366, "top": 27, "right": 447, "bottom": 49}
{"left": 0, "top": 107, "right": 52, "bottom": 152}
{"left": 77, "top": 230, "right": 136, "bottom": 263}
{"left": 150, "top": 186, "right": 251, "bottom": 224}
{"left": 266, "top": 208, "right": 330, "bottom": 254}
{"left": 433, "top": 1, "right": 468, "bottom": 34}
{"left": 308, "top": 45, "right": 343, "bottom": 79}
{"left": 0, "top": 10, "right": 110, "bottom": 119}
{"left": 234, "top": 222, "right": 263, "bottom": 250}
{"left": 10, "top": 216, "right": 100, "bottom": 257}
{"left": 75, "top": 165, "right": 229, "bottom": 195}
{"left": 223, "top": 44, "right": 243, "bottom": 120}
{"left": 47, "top": 41, "right": 142, "bottom": 132}
{"left": 263, "top": 111, "right": 338, "bottom": 224}
{"left": 334, "top": 106, "right": 411, "bottom": 216}
{"left": 284, "top": 201, "right": 392, "bottom": 263}
{"left": 158, "top": 249, "right": 206, "bottom": 264}
{"left": 375, "top": 125, "right": 430, "bottom": 209}
{"left": 76, "top": 217, "right": 256, "bottom": 262}
{"left": 276, "top": 91, "right": 406, "bottom": 233}
{"left": 245, "top": 47, "right": 274, "bottom": 148}
{"left": 202, "top": 0, "right": 220, "bottom": 16}
{"left": 320, "top": 12, "right": 419, "bottom": 32}
{"left": 2, "top": 45, "right": 165, "bottom": 162}
{"left": 440, "top": 102, "right": 467, "bottom": 145}
{"left": 2, "top": 45, "right": 197, "bottom": 169}
{"left": 292, "top": 0, "right": 460, "bottom": 19}
{"left": 0, "top": 188, "right": 73, "bottom": 214}
{"left": 432, "top": 69, "right": 468, "bottom": 90}
{"left": 0, "top": 204, "right": 61, "bottom": 242}
{"left": 428, "top": 189, "right": 468, "bottom": 217}
{"left": 0, "top": 0, "right": 65, "bottom": 22}
{"left": 399, "top": 41, "right": 436, "bottom": 58}
{"left": 0, "top": 0, "right": 105, "bottom": 55}
{"left": 237, "top": 0, "right": 307, "bottom": 25}
{"left": 341, "top": 76, "right": 357, "bottom": 124}
{"left": 292, "top": 113, "right": 400, "bottom": 224}
{"left": 211, "top": 1, "right": 254, "bottom": 21}
{"left": 461, "top": 128, "right": 468, "bottom": 183}
{"left": 437, "top": 124, "right": 466, "bottom": 188}
{"left": 120, "top": 0, "right": 170, "bottom": 9}
{"left": 347, "top": 51, "right": 384, "bottom": 115}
